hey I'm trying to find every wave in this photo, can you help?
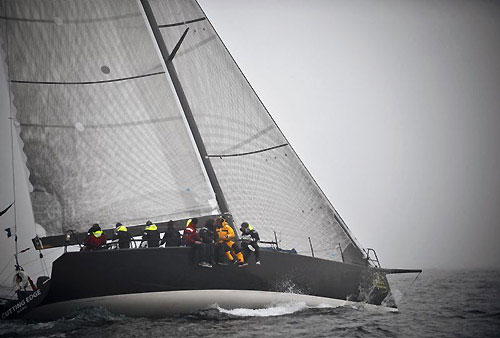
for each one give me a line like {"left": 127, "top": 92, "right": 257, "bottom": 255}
{"left": 215, "top": 302, "right": 334, "bottom": 317}
{"left": 57, "top": 306, "right": 126, "bottom": 324}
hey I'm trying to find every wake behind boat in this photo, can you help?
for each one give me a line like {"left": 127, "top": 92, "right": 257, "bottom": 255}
{"left": 0, "top": 0, "right": 419, "bottom": 320}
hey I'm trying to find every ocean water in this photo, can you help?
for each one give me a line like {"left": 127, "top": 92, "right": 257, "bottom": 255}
{"left": 0, "top": 269, "right": 498, "bottom": 337}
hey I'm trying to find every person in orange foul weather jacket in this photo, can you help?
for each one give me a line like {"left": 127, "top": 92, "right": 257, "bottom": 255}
{"left": 215, "top": 217, "right": 247, "bottom": 267}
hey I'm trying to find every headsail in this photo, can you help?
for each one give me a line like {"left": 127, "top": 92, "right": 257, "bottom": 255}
{"left": 148, "top": 0, "right": 366, "bottom": 263}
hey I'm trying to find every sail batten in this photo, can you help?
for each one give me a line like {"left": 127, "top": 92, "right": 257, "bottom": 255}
{"left": 158, "top": 16, "right": 206, "bottom": 28}
{"left": 10, "top": 70, "right": 165, "bottom": 85}
{"left": 207, "top": 143, "right": 289, "bottom": 158}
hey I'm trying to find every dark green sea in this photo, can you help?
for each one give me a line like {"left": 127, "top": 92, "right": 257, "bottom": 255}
{"left": 0, "top": 269, "right": 499, "bottom": 337}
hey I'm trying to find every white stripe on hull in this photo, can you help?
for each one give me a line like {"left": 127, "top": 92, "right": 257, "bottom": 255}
{"left": 26, "top": 290, "right": 397, "bottom": 320}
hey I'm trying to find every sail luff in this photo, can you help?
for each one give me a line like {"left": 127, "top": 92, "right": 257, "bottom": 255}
{"left": 138, "top": 0, "right": 230, "bottom": 220}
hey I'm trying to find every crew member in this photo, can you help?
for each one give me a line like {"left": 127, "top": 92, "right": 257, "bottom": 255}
{"left": 183, "top": 218, "right": 210, "bottom": 267}
{"left": 199, "top": 219, "right": 216, "bottom": 266}
{"left": 160, "top": 220, "right": 181, "bottom": 247}
{"left": 215, "top": 217, "right": 246, "bottom": 267}
{"left": 240, "top": 222, "right": 261, "bottom": 264}
{"left": 82, "top": 223, "right": 107, "bottom": 251}
{"left": 143, "top": 220, "right": 160, "bottom": 248}
{"left": 114, "top": 222, "right": 131, "bottom": 249}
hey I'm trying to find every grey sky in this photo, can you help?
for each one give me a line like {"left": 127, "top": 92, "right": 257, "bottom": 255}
{"left": 198, "top": 0, "right": 500, "bottom": 269}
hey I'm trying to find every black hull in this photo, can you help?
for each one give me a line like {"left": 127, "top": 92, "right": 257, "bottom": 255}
{"left": 18, "top": 247, "right": 394, "bottom": 319}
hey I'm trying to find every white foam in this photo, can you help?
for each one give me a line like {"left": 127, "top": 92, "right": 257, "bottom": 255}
{"left": 217, "top": 302, "right": 309, "bottom": 317}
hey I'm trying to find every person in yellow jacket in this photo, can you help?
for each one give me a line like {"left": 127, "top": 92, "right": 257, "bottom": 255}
{"left": 215, "top": 217, "right": 247, "bottom": 267}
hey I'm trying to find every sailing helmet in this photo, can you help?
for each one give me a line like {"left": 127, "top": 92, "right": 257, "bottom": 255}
{"left": 241, "top": 222, "right": 249, "bottom": 229}
{"left": 115, "top": 222, "right": 122, "bottom": 227}
{"left": 146, "top": 220, "right": 152, "bottom": 226}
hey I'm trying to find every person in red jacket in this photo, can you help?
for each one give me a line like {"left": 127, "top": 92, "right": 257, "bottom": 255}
{"left": 82, "top": 223, "right": 107, "bottom": 251}
{"left": 182, "top": 218, "right": 210, "bottom": 268}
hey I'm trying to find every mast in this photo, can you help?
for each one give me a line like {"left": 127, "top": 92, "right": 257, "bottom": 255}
{"left": 139, "top": 0, "right": 231, "bottom": 218}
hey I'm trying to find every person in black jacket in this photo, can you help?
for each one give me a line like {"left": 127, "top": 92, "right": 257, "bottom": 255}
{"left": 160, "top": 220, "right": 181, "bottom": 247}
{"left": 114, "top": 222, "right": 131, "bottom": 249}
{"left": 240, "top": 222, "right": 260, "bottom": 264}
{"left": 199, "top": 219, "right": 216, "bottom": 265}
{"left": 142, "top": 220, "right": 160, "bottom": 248}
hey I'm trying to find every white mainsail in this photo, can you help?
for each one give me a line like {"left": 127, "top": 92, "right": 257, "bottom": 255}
{"left": 0, "top": 0, "right": 365, "bottom": 269}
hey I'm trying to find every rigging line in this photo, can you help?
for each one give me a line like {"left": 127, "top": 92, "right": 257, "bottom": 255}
{"left": 0, "top": 13, "right": 140, "bottom": 24}
{"left": 399, "top": 271, "right": 422, "bottom": 305}
{"left": 10, "top": 71, "right": 165, "bottom": 86}
{"left": 398, "top": 272, "right": 422, "bottom": 306}
{"left": 206, "top": 143, "right": 288, "bottom": 158}
{"left": 158, "top": 17, "right": 206, "bottom": 28}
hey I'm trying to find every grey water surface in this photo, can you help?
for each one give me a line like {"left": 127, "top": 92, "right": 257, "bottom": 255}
{"left": 0, "top": 269, "right": 498, "bottom": 337}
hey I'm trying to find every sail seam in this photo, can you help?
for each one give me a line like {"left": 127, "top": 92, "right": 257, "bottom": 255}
{"left": 158, "top": 17, "right": 206, "bottom": 28}
{"left": 206, "top": 143, "right": 288, "bottom": 158}
{"left": 10, "top": 71, "right": 165, "bottom": 86}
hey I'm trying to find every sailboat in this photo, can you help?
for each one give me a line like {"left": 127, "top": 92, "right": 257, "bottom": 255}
{"left": 0, "top": 0, "right": 420, "bottom": 320}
